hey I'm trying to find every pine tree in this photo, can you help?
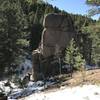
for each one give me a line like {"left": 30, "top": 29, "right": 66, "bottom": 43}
{"left": 86, "top": 0, "right": 100, "bottom": 16}
{"left": 65, "top": 39, "right": 85, "bottom": 71}
{"left": 0, "top": 0, "right": 28, "bottom": 77}
{"left": 82, "top": 23, "right": 100, "bottom": 65}
{"left": 83, "top": 0, "right": 100, "bottom": 66}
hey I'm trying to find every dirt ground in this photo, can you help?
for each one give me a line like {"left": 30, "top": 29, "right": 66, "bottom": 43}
{"left": 44, "top": 69, "right": 100, "bottom": 92}
{"left": 19, "top": 69, "right": 100, "bottom": 100}
{"left": 60, "top": 69, "right": 100, "bottom": 87}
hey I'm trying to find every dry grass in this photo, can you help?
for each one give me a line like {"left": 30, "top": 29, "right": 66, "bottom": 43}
{"left": 66, "top": 69, "right": 100, "bottom": 86}
{"left": 43, "top": 69, "right": 100, "bottom": 94}
{"left": 46, "top": 69, "right": 100, "bottom": 91}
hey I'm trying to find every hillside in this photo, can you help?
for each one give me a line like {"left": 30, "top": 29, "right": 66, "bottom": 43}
{"left": 18, "top": 69, "right": 100, "bottom": 100}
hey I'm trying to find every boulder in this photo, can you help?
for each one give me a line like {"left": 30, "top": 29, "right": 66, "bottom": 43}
{"left": 32, "top": 13, "right": 76, "bottom": 80}
{"left": 43, "top": 13, "right": 74, "bottom": 31}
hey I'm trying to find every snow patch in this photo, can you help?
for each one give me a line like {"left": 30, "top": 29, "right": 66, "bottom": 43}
{"left": 21, "top": 85, "right": 100, "bottom": 100}
{"left": 1, "top": 80, "right": 100, "bottom": 100}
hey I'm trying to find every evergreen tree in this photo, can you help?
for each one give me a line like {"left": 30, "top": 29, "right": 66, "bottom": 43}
{"left": 86, "top": 0, "right": 100, "bottom": 16}
{"left": 82, "top": 23, "right": 100, "bottom": 65}
{"left": 0, "top": 0, "right": 28, "bottom": 77}
{"left": 82, "top": 0, "right": 100, "bottom": 65}
{"left": 65, "top": 39, "right": 85, "bottom": 70}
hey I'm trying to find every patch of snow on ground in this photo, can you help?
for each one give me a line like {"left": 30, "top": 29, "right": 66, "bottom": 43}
{"left": 0, "top": 81, "right": 11, "bottom": 94}
{"left": 22, "top": 85, "right": 100, "bottom": 100}
{"left": 1, "top": 80, "right": 100, "bottom": 100}
{"left": 8, "top": 81, "right": 46, "bottom": 99}
{"left": 0, "top": 78, "right": 57, "bottom": 99}
{"left": 7, "top": 80, "right": 57, "bottom": 99}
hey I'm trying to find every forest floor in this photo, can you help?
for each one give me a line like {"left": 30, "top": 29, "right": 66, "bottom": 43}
{"left": 1, "top": 68, "right": 99, "bottom": 100}
{"left": 62, "top": 68, "right": 100, "bottom": 86}
{"left": 37, "top": 68, "right": 100, "bottom": 93}
{"left": 19, "top": 69, "right": 100, "bottom": 100}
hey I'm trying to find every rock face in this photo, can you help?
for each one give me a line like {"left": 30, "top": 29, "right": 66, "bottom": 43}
{"left": 32, "top": 13, "right": 76, "bottom": 81}
{"left": 41, "top": 13, "right": 75, "bottom": 57}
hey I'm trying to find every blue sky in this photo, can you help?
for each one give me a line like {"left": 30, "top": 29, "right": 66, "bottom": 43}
{"left": 47, "top": 0, "right": 100, "bottom": 20}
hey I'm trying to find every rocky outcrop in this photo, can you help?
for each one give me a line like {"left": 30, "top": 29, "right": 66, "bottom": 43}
{"left": 41, "top": 13, "right": 75, "bottom": 57}
{"left": 32, "top": 13, "right": 76, "bottom": 81}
